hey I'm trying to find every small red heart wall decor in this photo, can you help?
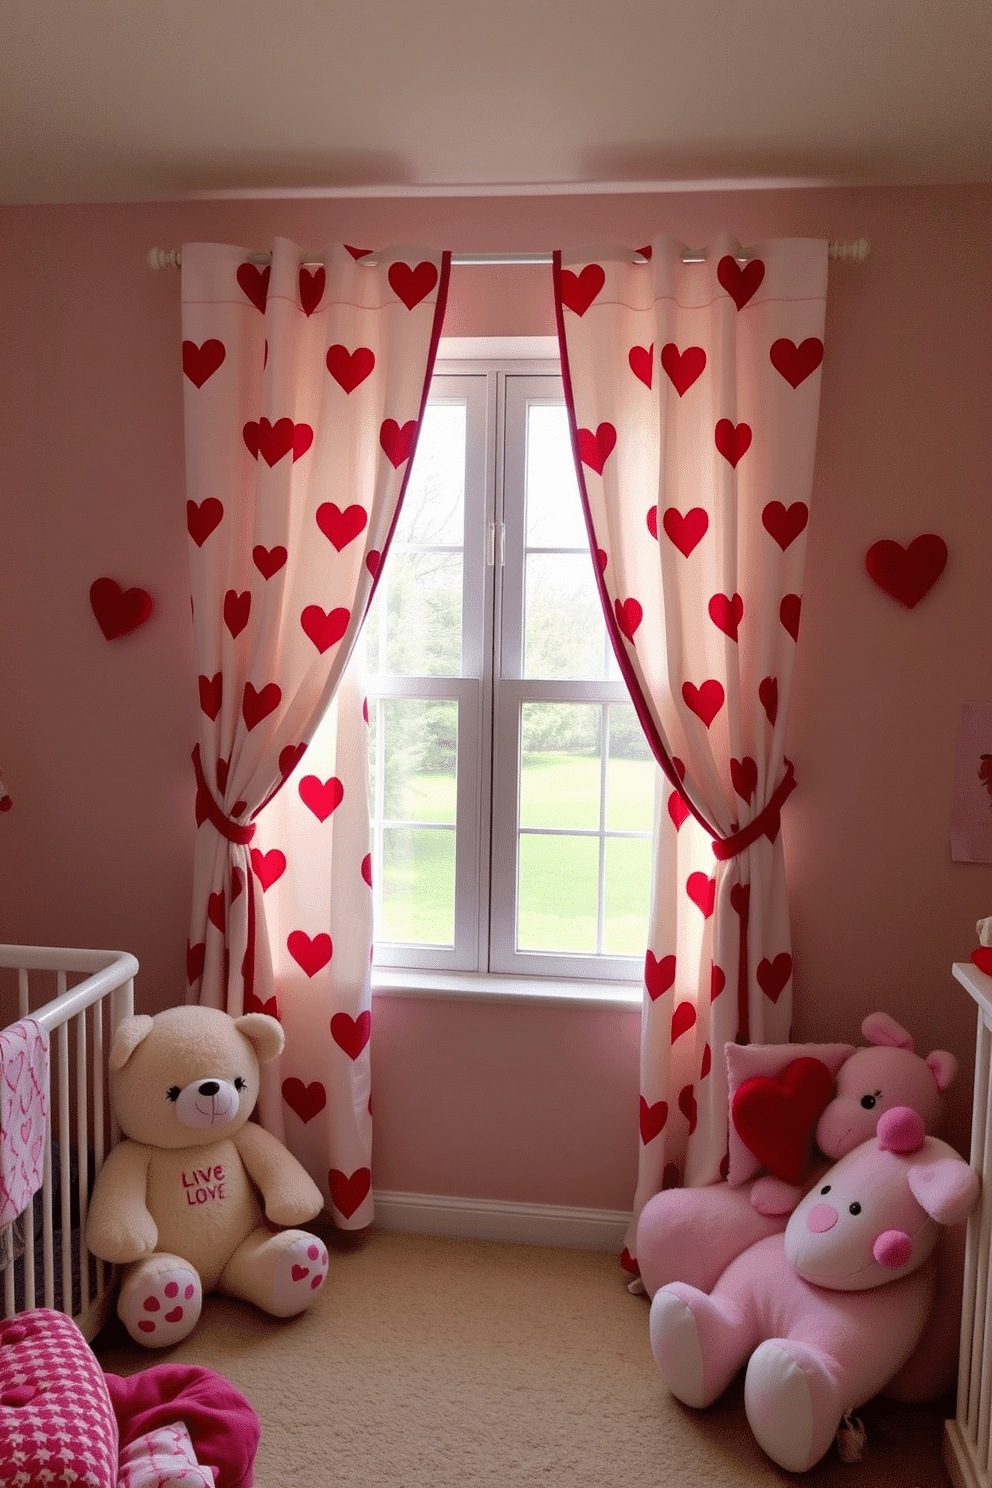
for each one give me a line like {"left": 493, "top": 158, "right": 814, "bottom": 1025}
{"left": 89, "top": 577, "right": 154, "bottom": 639}
{"left": 865, "top": 534, "right": 947, "bottom": 608}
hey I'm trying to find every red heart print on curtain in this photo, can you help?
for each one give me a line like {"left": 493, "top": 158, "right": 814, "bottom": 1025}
{"left": 666, "top": 758, "right": 690, "bottom": 831}
{"left": 326, "top": 344, "right": 375, "bottom": 392}
{"left": 559, "top": 264, "right": 605, "bottom": 316}
{"left": 770, "top": 336, "right": 824, "bottom": 388}
{"left": 379, "top": 418, "right": 418, "bottom": 468}
{"left": 671, "top": 1001, "right": 696, "bottom": 1040}
{"left": 187, "top": 499, "right": 224, "bottom": 546}
{"left": 678, "top": 1085, "right": 698, "bottom": 1136}
{"left": 762, "top": 501, "right": 809, "bottom": 550}
{"left": 756, "top": 953, "right": 793, "bottom": 1003}
{"left": 236, "top": 262, "right": 270, "bottom": 312}
{"left": 300, "top": 605, "right": 350, "bottom": 654}
{"left": 223, "top": 590, "right": 251, "bottom": 638}
{"left": 198, "top": 673, "right": 222, "bottom": 720}
{"left": 182, "top": 338, "right": 226, "bottom": 388}
{"left": 644, "top": 951, "right": 676, "bottom": 1001}
{"left": 331, "top": 1010, "right": 371, "bottom": 1060}
{"left": 577, "top": 422, "right": 617, "bottom": 474}
{"left": 299, "top": 775, "right": 344, "bottom": 821}
{"left": 708, "top": 592, "right": 743, "bottom": 641}
{"left": 661, "top": 344, "right": 706, "bottom": 396}
{"left": 715, "top": 419, "right": 752, "bottom": 467}
{"left": 299, "top": 267, "right": 325, "bottom": 316}
{"left": 243, "top": 417, "right": 314, "bottom": 466}
{"left": 639, "top": 1098, "right": 669, "bottom": 1144}
{"left": 282, "top": 1077, "right": 327, "bottom": 1123}
{"left": 662, "top": 507, "right": 708, "bottom": 557}
{"left": 628, "top": 344, "right": 653, "bottom": 387}
{"left": 717, "top": 254, "right": 765, "bottom": 310}
{"left": 686, "top": 873, "right": 716, "bottom": 918}
{"left": 682, "top": 680, "right": 724, "bottom": 727}
{"left": 780, "top": 595, "right": 802, "bottom": 641}
{"left": 615, "top": 597, "right": 642, "bottom": 642}
{"left": 242, "top": 682, "right": 281, "bottom": 730}
{"left": 388, "top": 260, "right": 438, "bottom": 309}
{"left": 328, "top": 1167, "right": 372, "bottom": 1219}
{"left": 250, "top": 848, "right": 286, "bottom": 891}
{"left": 89, "top": 578, "right": 154, "bottom": 639}
{"left": 287, "top": 931, "right": 333, "bottom": 977}
{"left": 865, "top": 534, "right": 947, "bottom": 607}
{"left": 252, "top": 545, "right": 287, "bottom": 579}
{"left": 316, "top": 503, "right": 368, "bottom": 551}
{"left": 731, "top": 756, "right": 758, "bottom": 804}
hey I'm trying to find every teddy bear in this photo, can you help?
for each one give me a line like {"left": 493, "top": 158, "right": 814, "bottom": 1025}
{"left": 87, "top": 1004, "right": 329, "bottom": 1347}
{"left": 648, "top": 1106, "right": 979, "bottom": 1473}
{"left": 635, "top": 1011, "right": 957, "bottom": 1300}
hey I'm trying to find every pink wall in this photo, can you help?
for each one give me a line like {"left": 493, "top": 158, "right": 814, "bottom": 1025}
{"left": 1, "top": 185, "right": 990, "bottom": 1209}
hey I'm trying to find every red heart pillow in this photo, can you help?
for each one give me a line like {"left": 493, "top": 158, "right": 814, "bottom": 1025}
{"left": 732, "top": 1057, "right": 835, "bottom": 1185}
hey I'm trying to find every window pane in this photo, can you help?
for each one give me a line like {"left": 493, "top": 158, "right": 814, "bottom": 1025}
{"left": 523, "top": 553, "right": 606, "bottom": 679}
{"left": 380, "top": 826, "right": 456, "bottom": 945}
{"left": 381, "top": 700, "right": 457, "bottom": 822}
{"left": 520, "top": 703, "right": 600, "bottom": 830}
{"left": 603, "top": 836, "right": 653, "bottom": 955}
{"left": 382, "top": 550, "right": 464, "bottom": 676}
{"left": 517, "top": 833, "right": 598, "bottom": 953}
{"left": 606, "top": 704, "right": 654, "bottom": 832}
{"left": 525, "top": 404, "right": 586, "bottom": 548}
{"left": 400, "top": 403, "right": 466, "bottom": 547}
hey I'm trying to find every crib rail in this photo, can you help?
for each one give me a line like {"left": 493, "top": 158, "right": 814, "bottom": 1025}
{"left": 0, "top": 945, "right": 137, "bottom": 1340}
{"left": 947, "top": 960, "right": 992, "bottom": 1488}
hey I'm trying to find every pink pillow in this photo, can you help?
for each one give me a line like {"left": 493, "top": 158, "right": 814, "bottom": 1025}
{"left": 725, "top": 1041, "right": 855, "bottom": 1185}
{"left": 0, "top": 1308, "right": 118, "bottom": 1488}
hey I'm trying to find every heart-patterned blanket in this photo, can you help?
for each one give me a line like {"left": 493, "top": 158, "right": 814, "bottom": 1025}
{"left": 0, "top": 1018, "right": 49, "bottom": 1227}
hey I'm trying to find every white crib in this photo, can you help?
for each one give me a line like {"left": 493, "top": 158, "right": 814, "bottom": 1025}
{"left": 947, "top": 959, "right": 992, "bottom": 1488}
{"left": 0, "top": 944, "right": 137, "bottom": 1340}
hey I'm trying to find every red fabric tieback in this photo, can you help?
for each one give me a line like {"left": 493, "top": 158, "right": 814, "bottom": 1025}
{"left": 192, "top": 746, "right": 256, "bottom": 846}
{"left": 712, "top": 760, "right": 797, "bottom": 862}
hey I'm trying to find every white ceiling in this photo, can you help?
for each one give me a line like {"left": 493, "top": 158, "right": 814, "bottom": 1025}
{"left": 2, "top": 0, "right": 990, "bottom": 204}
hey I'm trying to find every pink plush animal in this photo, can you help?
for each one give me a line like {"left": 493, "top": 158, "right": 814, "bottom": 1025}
{"left": 636, "top": 1012, "right": 957, "bottom": 1298}
{"left": 648, "top": 1107, "right": 979, "bottom": 1473}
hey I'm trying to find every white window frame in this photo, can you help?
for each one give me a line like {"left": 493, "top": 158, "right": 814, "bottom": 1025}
{"left": 367, "top": 338, "right": 653, "bottom": 990}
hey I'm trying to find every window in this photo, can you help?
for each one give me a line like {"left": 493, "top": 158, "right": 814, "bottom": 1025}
{"left": 363, "top": 351, "right": 658, "bottom": 982}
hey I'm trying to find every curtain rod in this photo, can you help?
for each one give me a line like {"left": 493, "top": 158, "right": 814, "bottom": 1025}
{"left": 147, "top": 238, "right": 870, "bottom": 271}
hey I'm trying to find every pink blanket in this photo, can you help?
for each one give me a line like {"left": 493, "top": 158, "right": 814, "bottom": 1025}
{"left": 105, "top": 1365, "right": 261, "bottom": 1488}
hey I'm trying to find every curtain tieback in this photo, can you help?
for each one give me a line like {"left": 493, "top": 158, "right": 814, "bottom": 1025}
{"left": 712, "top": 760, "right": 796, "bottom": 862}
{"left": 192, "top": 745, "right": 256, "bottom": 846}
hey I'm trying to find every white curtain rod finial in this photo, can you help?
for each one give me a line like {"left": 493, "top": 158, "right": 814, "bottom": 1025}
{"left": 148, "top": 246, "right": 182, "bottom": 270}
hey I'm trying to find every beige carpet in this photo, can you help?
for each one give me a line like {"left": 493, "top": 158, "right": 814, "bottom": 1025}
{"left": 94, "top": 1225, "right": 952, "bottom": 1487}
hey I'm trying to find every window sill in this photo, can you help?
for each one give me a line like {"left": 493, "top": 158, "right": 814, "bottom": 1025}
{"left": 371, "top": 967, "right": 642, "bottom": 1011}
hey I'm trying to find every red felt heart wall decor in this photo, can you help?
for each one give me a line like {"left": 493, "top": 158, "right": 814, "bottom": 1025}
{"left": 89, "top": 578, "right": 154, "bottom": 639}
{"left": 865, "top": 534, "right": 947, "bottom": 608}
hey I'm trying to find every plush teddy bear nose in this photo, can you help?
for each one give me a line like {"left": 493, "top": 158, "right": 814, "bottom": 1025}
{"left": 806, "top": 1203, "right": 838, "bottom": 1233}
{"left": 198, "top": 1081, "right": 220, "bottom": 1097}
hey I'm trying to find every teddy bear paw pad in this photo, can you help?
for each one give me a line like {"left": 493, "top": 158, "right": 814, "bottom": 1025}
{"left": 271, "top": 1236, "right": 329, "bottom": 1316}
{"left": 120, "top": 1263, "right": 203, "bottom": 1347}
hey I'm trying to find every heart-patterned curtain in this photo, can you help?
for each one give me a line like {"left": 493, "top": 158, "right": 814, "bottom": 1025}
{"left": 553, "top": 235, "right": 828, "bottom": 1274}
{"left": 181, "top": 238, "right": 449, "bottom": 1228}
